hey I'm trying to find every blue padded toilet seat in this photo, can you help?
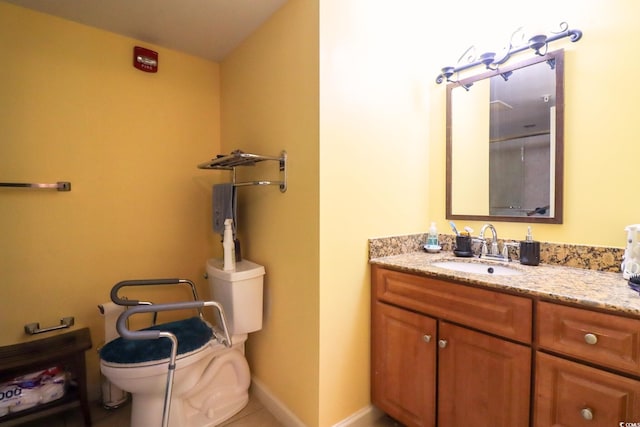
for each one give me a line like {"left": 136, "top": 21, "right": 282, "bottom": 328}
{"left": 100, "top": 317, "right": 213, "bottom": 365}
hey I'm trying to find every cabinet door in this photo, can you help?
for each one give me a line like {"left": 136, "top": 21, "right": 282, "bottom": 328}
{"left": 535, "top": 352, "right": 640, "bottom": 427}
{"left": 372, "top": 301, "right": 436, "bottom": 427}
{"left": 438, "top": 321, "right": 531, "bottom": 427}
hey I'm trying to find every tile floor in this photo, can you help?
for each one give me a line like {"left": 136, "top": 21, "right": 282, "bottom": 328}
{"left": 10, "top": 394, "right": 402, "bottom": 427}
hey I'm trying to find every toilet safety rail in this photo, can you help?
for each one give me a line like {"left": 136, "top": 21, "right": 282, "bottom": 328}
{"left": 116, "top": 301, "right": 231, "bottom": 427}
{"left": 111, "top": 278, "right": 203, "bottom": 324}
{"left": 110, "top": 278, "right": 232, "bottom": 346}
{"left": 115, "top": 301, "right": 231, "bottom": 349}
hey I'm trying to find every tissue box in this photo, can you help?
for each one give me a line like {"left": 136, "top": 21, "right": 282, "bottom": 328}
{"left": 0, "top": 366, "right": 68, "bottom": 416}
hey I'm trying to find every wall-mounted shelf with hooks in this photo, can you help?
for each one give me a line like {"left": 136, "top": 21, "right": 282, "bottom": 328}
{"left": 197, "top": 150, "right": 287, "bottom": 192}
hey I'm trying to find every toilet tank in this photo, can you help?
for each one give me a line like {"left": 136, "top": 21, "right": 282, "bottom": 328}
{"left": 206, "top": 259, "right": 265, "bottom": 335}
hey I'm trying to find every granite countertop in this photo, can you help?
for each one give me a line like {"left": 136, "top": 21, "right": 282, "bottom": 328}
{"left": 370, "top": 251, "right": 640, "bottom": 317}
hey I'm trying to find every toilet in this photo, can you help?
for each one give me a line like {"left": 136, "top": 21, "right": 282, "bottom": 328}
{"left": 100, "top": 259, "right": 265, "bottom": 427}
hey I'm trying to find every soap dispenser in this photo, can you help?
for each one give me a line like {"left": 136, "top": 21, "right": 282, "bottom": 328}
{"left": 223, "top": 218, "right": 236, "bottom": 271}
{"left": 520, "top": 226, "right": 540, "bottom": 266}
{"left": 425, "top": 222, "right": 441, "bottom": 253}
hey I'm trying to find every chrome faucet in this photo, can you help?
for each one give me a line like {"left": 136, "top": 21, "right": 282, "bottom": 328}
{"left": 479, "top": 223, "right": 500, "bottom": 257}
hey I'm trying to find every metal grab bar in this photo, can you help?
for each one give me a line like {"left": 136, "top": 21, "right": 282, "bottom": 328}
{"left": 115, "top": 301, "right": 232, "bottom": 348}
{"left": 24, "top": 316, "right": 75, "bottom": 335}
{"left": 110, "top": 278, "right": 203, "bottom": 322}
{"left": 0, "top": 181, "right": 71, "bottom": 191}
{"left": 110, "top": 278, "right": 232, "bottom": 346}
{"left": 111, "top": 278, "right": 199, "bottom": 306}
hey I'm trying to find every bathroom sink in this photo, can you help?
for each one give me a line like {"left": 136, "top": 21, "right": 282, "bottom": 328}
{"left": 431, "top": 261, "right": 523, "bottom": 276}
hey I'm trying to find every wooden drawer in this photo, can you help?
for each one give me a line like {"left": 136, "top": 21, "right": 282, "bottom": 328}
{"left": 373, "top": 266, "right": 532, "bottom": 343}
{"left": 537, "top": 301, "right": 640, "bottom": 375}
{"left": 534, "top": 352, "right": 640, "bottom": 427}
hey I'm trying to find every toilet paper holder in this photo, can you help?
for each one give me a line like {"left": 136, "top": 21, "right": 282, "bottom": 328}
{"left": 24, "top": 316, "right": 75, "bottom": 335}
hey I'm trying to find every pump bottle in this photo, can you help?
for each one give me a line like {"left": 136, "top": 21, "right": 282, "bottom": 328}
{"left": 223, "top": 218, "right": 236, "bottom": 271}
{"left": 427, "top": 222, "right": 438, "bottom": 245}
{"left": 424, "top": 222, "right": 441, "bottom": 253}
{"left": 520, "top": 226, "right": 540, "bottom": 266}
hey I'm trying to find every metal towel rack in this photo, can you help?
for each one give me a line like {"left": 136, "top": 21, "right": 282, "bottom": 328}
{"left": 0, "top": 181, "right": 71, "bottom": 191}
{"left": 197, "top": 150, "right": 287, "bottom": 193}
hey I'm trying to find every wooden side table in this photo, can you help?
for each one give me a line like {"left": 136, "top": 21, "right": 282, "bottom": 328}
{"left": 0, "top": 327, "right": 92, "bottom": 426}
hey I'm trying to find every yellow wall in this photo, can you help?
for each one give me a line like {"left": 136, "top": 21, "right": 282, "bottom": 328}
{"left": 220, "top": 1, "right": 320, "bottom": 425}
{"left": 319, "top": 1, "right": 432, "bottom": 425}
{"left": 222, "top": 2, "right": 431, "bottom": 424}
{"left": 0, "top": 2, "right": 222, "bottom": 397}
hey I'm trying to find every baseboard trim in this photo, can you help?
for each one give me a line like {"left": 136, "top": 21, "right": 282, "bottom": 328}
{"left": 251, "top": 377, "right": 384, "bottom": 427}
{"left": 331, "top": 405, "right": 384, "bottom": 427}
{"left": 250, "top": 377, "right": 306, "bottom": 427}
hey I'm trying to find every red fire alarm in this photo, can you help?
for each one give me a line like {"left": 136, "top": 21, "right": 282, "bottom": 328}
{"left": 133, "top": 46, "right": 158, "bottom": 73}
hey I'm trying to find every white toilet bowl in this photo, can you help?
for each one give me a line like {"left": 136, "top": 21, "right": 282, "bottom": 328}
{"left": 101, "top": 332, "right": 250, "bottom": 427}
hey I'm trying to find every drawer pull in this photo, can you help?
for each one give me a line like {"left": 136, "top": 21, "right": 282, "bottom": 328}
{"left": 584, "top": 333, "right": 598, "bottom": 345}
{"left": 438, "top": 339, "right": 448, "bottom": 349}
{"left": 580, "top": 407, "right": 593, "bottom": 420}
{"left": 423, "top": 334, "right": 432, "bottom": 343}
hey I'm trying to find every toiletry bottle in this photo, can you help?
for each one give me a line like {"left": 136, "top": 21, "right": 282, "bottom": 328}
{"left": 520, "top": 226, "right": 540, "bottom": 266}
{"left": 223, "top": 218, "right": 236, "bottom": 271}
{"left": 427, "top": 222, "right": 439, "bottom": 248}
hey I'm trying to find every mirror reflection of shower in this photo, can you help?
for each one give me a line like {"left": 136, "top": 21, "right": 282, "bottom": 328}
{"left": 488, "top": 59, "right": 555, "bottom": 217}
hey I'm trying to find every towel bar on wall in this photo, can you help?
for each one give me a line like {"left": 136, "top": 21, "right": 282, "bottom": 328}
{"left": 0, "top": 181, "right": 71, "bottom": 191}
{"left": 197, "top": 150, "right": 287, "bottom": 192}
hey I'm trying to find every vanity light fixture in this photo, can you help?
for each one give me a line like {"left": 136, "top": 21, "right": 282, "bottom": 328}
{"left": 436, "top": 22, "right": 582, "bottom": 84}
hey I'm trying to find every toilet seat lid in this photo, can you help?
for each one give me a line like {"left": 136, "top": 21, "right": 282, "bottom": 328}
{"left": 100, "top": 317, "right": 213, "bottom": 364}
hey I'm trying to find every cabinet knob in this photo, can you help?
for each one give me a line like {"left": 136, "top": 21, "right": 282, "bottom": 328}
{"left": 584, "top": 333, "right": 598, "bottom": 345}
{"left": 438, "top": 339, "right": 448, "bottom": 349}
{"left": 580, "top": 407, "right": 593, "bottom": 420}
{"left": 423, "top": 334, "right": 432, "bottom": 343}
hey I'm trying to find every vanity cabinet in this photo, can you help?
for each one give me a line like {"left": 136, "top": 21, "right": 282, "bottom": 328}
{"left": 371, "top": 265, "right": 532, "bottom": 427}
{"left": 534, "top": 301, "right": 640, "bottom": 426}
{"left": 371, "top": 264, "right": 640, "bottom": 427}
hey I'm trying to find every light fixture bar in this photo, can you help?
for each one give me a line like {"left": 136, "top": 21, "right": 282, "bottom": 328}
{"left": 436, "top": 22, "right": 582, "bottom": 84}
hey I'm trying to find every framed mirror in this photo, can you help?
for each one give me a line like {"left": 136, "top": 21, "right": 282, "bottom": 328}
{"left": 446, "top": 50, "right": 564, "bottom": 224}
